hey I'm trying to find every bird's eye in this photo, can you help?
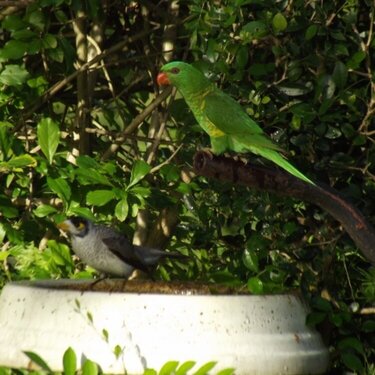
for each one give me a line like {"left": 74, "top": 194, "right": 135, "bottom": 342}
{"left": 170, "top": 67, "right": 180, "bottom": 74}
{"left": 77, "top": 222, "right": 86, "bottom": 230}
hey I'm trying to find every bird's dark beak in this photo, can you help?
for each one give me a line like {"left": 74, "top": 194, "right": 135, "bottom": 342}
{"left": 57, "top": 221, "right": 70, "bottom": 232}
{"left": 157, "top": 72, "right": 170, "bottom": 86}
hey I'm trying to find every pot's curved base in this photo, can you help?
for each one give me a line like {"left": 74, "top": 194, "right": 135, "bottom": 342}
{"left": 0, "top": 279, "right": 329, "bottom": 374}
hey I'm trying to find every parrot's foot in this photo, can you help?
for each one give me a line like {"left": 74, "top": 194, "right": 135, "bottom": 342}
{"left": 198, "top": 148, "right": 214, "bottom": 160}
{"left": 223, "top": 152, "right": 248, "bottom": 164}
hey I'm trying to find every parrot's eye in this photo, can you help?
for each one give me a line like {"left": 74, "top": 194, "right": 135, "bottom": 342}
{"left": 170, "top": 67, "right": 180, "bottom": 74}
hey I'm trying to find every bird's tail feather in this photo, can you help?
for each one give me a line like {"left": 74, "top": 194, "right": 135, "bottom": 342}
{"left": 254, "top": 148, "right": 315, "bottom": 185}
{"left": 135, "top": 246, "right": 187, "bottom": 266}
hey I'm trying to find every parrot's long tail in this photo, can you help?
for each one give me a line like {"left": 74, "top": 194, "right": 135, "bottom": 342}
{"left": 256, "top": 148, "right": 315, "bottom": 185}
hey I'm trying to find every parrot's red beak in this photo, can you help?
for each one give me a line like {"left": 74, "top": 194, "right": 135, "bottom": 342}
{"left": 157, "top": 72, "right": 170, "bottom": 86}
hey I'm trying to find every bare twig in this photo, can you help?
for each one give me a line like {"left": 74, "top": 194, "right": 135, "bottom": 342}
{"left": 72, "top": 9, "right": 90, "bottom": 155}
{"left": 101, "top": 86, "right": 172, "bottom": 160}
{"left": 150, "top": 144, "right": 182, "bottom": 174}
{"left": 16, "top": 27, "right": 161, "bottom": 129}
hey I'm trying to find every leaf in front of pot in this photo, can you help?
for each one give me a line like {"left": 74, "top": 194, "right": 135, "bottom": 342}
{"left": 175, "top": 361, "right": 196, "bottom": 375}
{"left": 82, "top": 358, "right": 99, "bottom": 375}
{"left": 143, "top": 369, "right": 157, "bottom": 375}
{"left": 159, "top": 361, "right": 179, "bottom": 375}
{"left": 193, "top": 361, "right": 218, "bottom": 375}
{"left": 340, "top": 352, "right": 364, "bottom": 373}
{"left": 23, "top": 351, "right": 52, "bottom": 372}
{"left": 216, "top": 368, "right": 236, "bottom": 375}
{"left": 247, "top": 276, "right": 263, "bottom": 294}
{"left": 63, "top": 347, "right": 77, "bottom": 375}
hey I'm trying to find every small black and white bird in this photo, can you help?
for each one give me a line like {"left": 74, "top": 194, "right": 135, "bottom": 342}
{"left": 57, "top": 216, "right": 185, "bottom": 278}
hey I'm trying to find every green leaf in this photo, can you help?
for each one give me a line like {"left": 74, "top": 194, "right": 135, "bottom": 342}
{"left": 242, "top": 249, "right": 259, "bottom": 272}
{"left": 0, "top": 250, "right": 10, "bottom": 261}
{"left": 290, "top": 103, "right": 316, "bottom": 123}
{"left": 312, "top": 296, "right": 332, "bottom": 312}
{"left": 272, "top": 13, "right": 287, "bottom": 32}
{"left": 86, "top": 190, "right": 116, "bottom": 206}
{"left": 48, "top": 46, "right": 64, "bottom": 63}
{"left": 0, "top": 154, "right": 36, "bottom": 172}
{"left": 305, "top": 24, "right": 318, "bottom": 40}
{"left": 0, "top": 121, "right": 12, "bottom": 157}
{"left": 68, "top": 207, "right": 95, "bottom": 220}
{"left": 193, "top": 361, "right": 217, "bottom": 375}
{"left": 2, "top": 14, "right": 26, "bottom": 31}
{"left": 23, "top": 351, "right": 52, "bottom": 372}
{"left": 0, "top": 40, "right": 29, "bottom": 59}
{"left": 143, "top": 370, "right": 157, "bottom": 375}
{"left": 26, "top": 10, "right": 45, "bottom": 31}
{"left": 115, "top": 197, "right": 129, "bottom": 222}
{"left": 76, "top": 155, "right": 100, "bottom": 169}
{"left": 12, "top": 29, "right": 37, "bottom": 40}
{"left": 33, "top": 204, "right": 57, "bottom": 217}
{"left": 37, "top": 118, "right": 60, "bottom": 164}
{"left": 341, "top": 352, "right": 364, "bottom": 373}
{"left": 47, "top": 177, "right": 71, "bottom": 204}
{"left": 82, "top": 358, "right": 99, "bottom": 375}
{"left": 332, "top": 61, "right": 348, "bottom": 89}
{"left": 159, "top": 361, "right": 179, "bottom": 375}
{"left": 338, "top": 337, "right": 364, "bottom": 355}
{"left": 75, "top": 168, "right": 113, "bottom": 187}
{"left": 48, "top": 240, "right": 73, "bottom": 267}
{"left": 113, "top": 344, "right": 122, "bottom": 358}
{"left": 175, "top": 361, "right": 196, "bottom": 375}
{"left": 362, "top": 320, "right": 375, "bottom": 332}
{"left": 0, "top": 195, "right": 18, "bottom": 218}
{"left": 353, "top": 134, "right": 366, "bottom": 146}
{"left": 306, "top": 312, "right": 326, "bottom": 327}
{"left": 128, "top": 160, "right": 151, "bottom": 189}
{"left": 63, "top": 347, "right": 77, "bottom": 375}
{"left": 247, "top": 277, "right": 263, "bottom": 294}
{"left": 346, "top": 51, "right": 366, "bottom": 70}
{"left": 216, "top": 369, "right": 235, "bottom": 375}
{"left": 0, "top": 64, "right": 29, "bottom": 86}
{"left": 240, "top": 21, "right": 268, "bottom": 42}
{"left": 42, "top": 33, "right": 57, "bottom": 49}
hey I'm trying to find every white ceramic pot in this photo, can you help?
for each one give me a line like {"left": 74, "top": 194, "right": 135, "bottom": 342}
{"left": 0, "top": 279, "right": 329, "bottom": 374}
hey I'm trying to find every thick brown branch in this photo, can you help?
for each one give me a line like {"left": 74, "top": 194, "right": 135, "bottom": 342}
{"left": 193, "top": 151, "right": 375, "bottom": 265}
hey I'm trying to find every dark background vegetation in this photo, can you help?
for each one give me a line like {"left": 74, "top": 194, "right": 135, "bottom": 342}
{"left": 0, "top": 0, "right": 374, "bottom": 372}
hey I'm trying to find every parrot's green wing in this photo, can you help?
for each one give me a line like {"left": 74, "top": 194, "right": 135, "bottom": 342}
{"left": 204, "top": 91, "right": 283, "bottom": 152}
{"left": 203, "top": 90, "right": 314, "bottom": 185}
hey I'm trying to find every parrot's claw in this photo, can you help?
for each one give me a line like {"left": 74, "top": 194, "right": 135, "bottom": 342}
{"left": 199, "top": 148, "right": 214, "bottom": 160}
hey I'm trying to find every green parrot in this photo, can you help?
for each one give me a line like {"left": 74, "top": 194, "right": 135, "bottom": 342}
{"left": 157, "top": 61, "right": 314, "bottom": 185}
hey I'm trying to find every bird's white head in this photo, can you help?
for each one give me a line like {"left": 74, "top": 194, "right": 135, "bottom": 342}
{"left": 57, "top": 217, "right": 91, "bottom": 238}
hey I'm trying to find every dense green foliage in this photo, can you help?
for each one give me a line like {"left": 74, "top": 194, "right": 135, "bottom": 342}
{"left": 1, "top": 348, "right": 234, "bottom": 375}
{"left": 0, "top": 0, "right": 374, "bottom": 372}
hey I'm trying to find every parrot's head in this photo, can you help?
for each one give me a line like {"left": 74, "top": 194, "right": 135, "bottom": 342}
{"left": 157, "top": 61, "right": 210, "bottom": 95}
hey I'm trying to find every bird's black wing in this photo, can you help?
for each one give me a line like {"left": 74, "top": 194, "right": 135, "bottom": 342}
{"left": 101, "top": 234, "right": 150, "bottom": 272}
